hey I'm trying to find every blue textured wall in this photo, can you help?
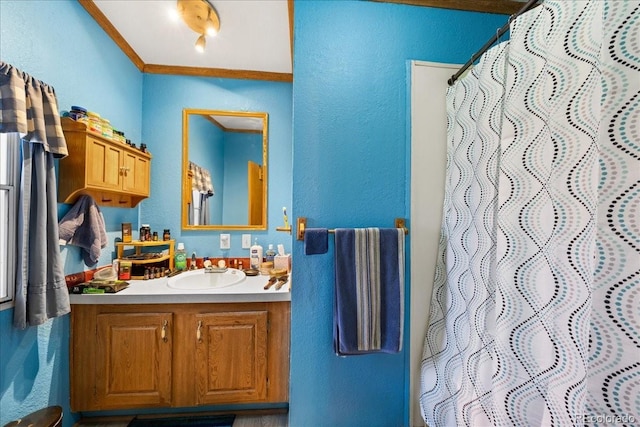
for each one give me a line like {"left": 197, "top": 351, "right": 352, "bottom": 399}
{"left": 290, "top": 2, "right": 504, "bottom": 426}
{"left": 140, "top": 74, "right": 293, "bottom": 257}
{"left": 223, "top": 132, "right": 263, "bottom": 224}
{"left": 189, "top": 115, "right": 225, "bottom": 224}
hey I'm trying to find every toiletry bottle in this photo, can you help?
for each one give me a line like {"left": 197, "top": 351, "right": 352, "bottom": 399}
{"left": 250, "top": 239, "right": 263, "bottom": 269}
{"left": 175, "top": 243, "right": 187, "bottom": 271}
{"left": 190, "top": 252, "right": 197, "bottom": 270}
{"left": 265, "top": 244, "right": 276, "bottom": 263}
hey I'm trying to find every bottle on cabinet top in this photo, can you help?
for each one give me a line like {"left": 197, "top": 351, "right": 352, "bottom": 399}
{"left": 175, "top": 243, "right": 187, "bottom": 271}
{"left": 250, "top": 239, "right": 263, "bottom": 269}
{"left": 265, "top": 244, "right": 276, "bottom": 263}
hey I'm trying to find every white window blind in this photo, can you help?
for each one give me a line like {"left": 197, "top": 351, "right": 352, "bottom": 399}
{"left": 0, "top": 133, "right": 19, "bottom": 309}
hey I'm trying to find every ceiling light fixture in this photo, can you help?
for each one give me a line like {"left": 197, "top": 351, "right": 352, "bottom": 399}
{"left": 176, "top": 0, "right": 220, "bottom": 53}
{"left": 195, "top": 34, "right": 206, "bottom": 53}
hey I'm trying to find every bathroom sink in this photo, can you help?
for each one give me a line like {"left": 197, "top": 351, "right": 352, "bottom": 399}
{"left": 167, "top": 268, "right": 246, "bottom": 290}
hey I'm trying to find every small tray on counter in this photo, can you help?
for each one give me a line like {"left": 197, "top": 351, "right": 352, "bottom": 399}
{"left": 69, "top": 280, "right": 130, "bottom": 294}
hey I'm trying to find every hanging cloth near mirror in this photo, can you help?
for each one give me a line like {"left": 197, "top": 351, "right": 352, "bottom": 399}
{"left": 188, "top": 161, "right": 214, "bottom": 225}
{"left": 189, "top": 161, "right": 214, "bottom": 195}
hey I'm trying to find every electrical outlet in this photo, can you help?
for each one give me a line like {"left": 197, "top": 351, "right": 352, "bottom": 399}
{"left": 220, "top": 234, "right": 231, "bottom": 250}
{"left": 242, "top": 234, "right": 252, "bottom": 249}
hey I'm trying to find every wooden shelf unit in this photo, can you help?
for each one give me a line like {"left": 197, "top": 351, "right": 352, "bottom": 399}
{"left": 116, "top": 240, "right": 175, "bottom": 279}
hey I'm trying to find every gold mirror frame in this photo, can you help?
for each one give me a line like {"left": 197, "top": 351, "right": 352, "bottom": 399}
{"left": 181, "top": 109, "right": 268, "bottom": 230}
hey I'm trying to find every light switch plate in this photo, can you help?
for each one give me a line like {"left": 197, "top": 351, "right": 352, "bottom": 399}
{"left": 220, "top": 234, "right": 231, "bottom": 250}
{"left": 242, "top": 234, "right": 252, "bottom": 249}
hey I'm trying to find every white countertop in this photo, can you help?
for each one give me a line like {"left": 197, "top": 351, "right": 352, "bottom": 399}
{"left": 69, "top": 270, "right": 291, "bottom": 304}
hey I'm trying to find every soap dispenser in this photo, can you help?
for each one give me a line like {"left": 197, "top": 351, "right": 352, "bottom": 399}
{"left": 250, "top": 239, "right": 263, "bottom": 269}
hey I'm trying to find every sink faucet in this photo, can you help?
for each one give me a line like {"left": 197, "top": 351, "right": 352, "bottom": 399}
{"left": 203, "top": 258, "right": 227, "bottom": 273}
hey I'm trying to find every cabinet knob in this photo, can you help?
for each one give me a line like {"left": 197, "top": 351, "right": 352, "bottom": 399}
{"left": 161, "top": 319, "right": 169, "bottom": 342}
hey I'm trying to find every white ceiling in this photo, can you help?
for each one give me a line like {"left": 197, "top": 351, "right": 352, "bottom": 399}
{"left": 92, "top": 0, "right": 292, "bottom": 75}
{"left": 210, "top": 114, "right": 264, "bottom": 132}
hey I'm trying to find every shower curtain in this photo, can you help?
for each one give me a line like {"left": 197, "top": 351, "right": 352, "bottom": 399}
{"left": 420, "top": 1, "right": 639, "bottom": 426}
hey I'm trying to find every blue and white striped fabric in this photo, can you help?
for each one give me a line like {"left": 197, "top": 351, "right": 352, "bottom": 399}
{"left": 334, "top": 227, "right": 405, "bottom": 355}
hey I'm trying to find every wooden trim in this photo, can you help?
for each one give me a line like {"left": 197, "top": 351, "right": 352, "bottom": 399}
{"left": 77, "top": 0, "right": 145, "bottom": 71}
{"left": 288, "top": 0, "right": 294, "bottom": 67}
{"left": 143, "top": 64, "right": 293, "bottom": 82}
{"left": 370, "top": 0, "right": 521, "bottom": 15}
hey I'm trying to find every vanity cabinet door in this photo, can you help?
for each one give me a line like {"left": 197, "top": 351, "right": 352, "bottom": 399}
{"left": 122, "top": 151, "right": 150, "bottom": 195}
{"left": 94, "top": 311, "right": 173, "bottom": 409}
{"left": 194, "top": 310, "right": 268, "bottom": 404}
{"left": 86, "top": 136, "right": 123, "bottom": 190}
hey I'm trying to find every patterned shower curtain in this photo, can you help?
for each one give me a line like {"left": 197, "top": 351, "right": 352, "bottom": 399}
{"left": 420, "top": 1, "right": 639, "bottom": 426}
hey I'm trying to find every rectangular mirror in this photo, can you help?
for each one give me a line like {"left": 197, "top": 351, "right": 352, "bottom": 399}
{"left": 181, "top": 109, "right": 268, "bottom": 230}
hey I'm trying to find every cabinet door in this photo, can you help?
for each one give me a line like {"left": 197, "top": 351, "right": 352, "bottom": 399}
{"left": 195, "top": 311, "right": 268, "bottom": 404}
{"left": 122, "top": 152, "right": 150, "bottom": 195}
{"left": 87, "top": 137, "right": 122, "bottom": 190}
{"left": 95, "top": 312, "right": 173, "bottom": 409}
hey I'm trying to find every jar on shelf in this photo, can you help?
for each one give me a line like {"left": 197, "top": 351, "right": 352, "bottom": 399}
{"left": 87, "top": 111, "right": 102, "bottom": 134}
{"left": 69, "top": 105, "right": 88, "bottom": 123}
{"left": 139, "top": 224, "right": 151, "bottom": 241}
{"left": 163, "top": 229, "right": 171, "bottom": 241}
{"left": 101, "top": 118, "right": 113, "bottom": 140}
{"left": 113, "top": 130, "right": 126, "bottom": 144}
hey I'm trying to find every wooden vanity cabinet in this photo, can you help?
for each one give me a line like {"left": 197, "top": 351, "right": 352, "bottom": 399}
{"left": 94, "top": 311, "right": 173, "bottom": 409}
{"left": 70, "top": 302, "right": 290, "bottom": 412}
{"left": 58, "top": 117, "right": 151, "bottom": 208}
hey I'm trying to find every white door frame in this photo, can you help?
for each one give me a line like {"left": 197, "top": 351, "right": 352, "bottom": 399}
{"left": 409, "top": 60, "right": 460, "bottom": 427}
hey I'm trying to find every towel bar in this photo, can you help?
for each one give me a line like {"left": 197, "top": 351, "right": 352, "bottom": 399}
{"left": 296, "top": 217, "right": 408, "bottom": 241}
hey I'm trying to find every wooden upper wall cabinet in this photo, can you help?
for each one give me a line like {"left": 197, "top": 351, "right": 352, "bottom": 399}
{"left": 58, "top": 117, "right": 151, "bottom": 208}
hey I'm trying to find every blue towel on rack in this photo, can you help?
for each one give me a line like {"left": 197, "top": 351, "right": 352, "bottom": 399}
{"left": 304, "top": 228, "right": 329, "bottom": 255}
{"left": 333, "top": 227, "right": 405, "bottom": 355}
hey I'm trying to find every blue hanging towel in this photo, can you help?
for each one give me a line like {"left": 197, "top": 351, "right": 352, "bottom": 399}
{"left": 304, "top": 228, "right": 329, "bottom": 255}
{"left": 333, "top": 227, "right": 405, "bottom": 355}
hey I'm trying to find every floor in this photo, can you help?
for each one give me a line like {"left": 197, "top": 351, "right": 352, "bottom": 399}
{"left": 74, "top": 413, "right": 288, "bottom": 427}
{"left": 232, "top": 414, "right": 288, "bottom": 427}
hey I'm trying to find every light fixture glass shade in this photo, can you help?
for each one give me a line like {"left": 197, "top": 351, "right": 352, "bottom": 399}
{"left": 205, "top": 17, "right": 218, "bottom": 37}
{"left": 195, "top": 34, "right": 206, "bottom": 53}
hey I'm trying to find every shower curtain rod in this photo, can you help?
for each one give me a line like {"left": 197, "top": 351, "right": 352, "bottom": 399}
{"left": 447, "top": 0, "right": 541, "bottom": 86}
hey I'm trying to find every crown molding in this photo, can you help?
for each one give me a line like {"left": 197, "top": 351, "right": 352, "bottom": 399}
{"left": 371, "top": 0, "right": 522, "bottom": 15}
